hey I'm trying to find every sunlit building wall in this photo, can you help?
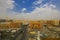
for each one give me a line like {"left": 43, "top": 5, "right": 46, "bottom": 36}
{"left": 29, "top": 21, "right": 43, "bottom": 29}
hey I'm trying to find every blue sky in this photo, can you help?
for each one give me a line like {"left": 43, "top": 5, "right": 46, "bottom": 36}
{"left": 52, "top": 0, "right": 60, "bottom": 10}
{"left": 12, "top": 0, "right": 60, "bottom": 13}
{"left": 13, "top": 0, "right": 37, "bottom": 13}
{"left": 0, "top": 0, "right": 60, "bottom": 20}
{"left": 13, "top": 0, "right": 51, "bottom": 13}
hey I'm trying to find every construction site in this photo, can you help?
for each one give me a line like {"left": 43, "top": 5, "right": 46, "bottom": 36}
{"left": 0, "top": 19, "right": 60, "bottom": 40}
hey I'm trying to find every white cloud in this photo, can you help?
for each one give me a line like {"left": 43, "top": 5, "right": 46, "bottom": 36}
{"left": 33, "top": 0, "right": 43, "bottom": 5}
{"left": 22, "top": 8, "right": 26, "bottom": 12}
{"left": 49, "top": 4, "right": 56, "bottom": 8}
{"left": 0, "top": 0, "right": 60, "bottom": 20}
{"left": 0, "top": 0, "right": 14, "bottom": 9}
{"left": 0, "top": 0, "right": 14, "bottom": 19}
{"left": 30, "top": 7, "right": 59, "bottom": 20}
{"left": 12, "top": 4, "right": 60, "bottom": 20}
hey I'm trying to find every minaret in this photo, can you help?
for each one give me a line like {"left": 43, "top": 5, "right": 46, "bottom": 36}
{"left": 37, "top": 31, "right": 41, "bottom": 40}
{"left": 20, "top": 23, "right": 29, "bottom": 40}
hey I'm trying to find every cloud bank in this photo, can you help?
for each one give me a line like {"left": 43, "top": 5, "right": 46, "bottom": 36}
{"left": 0, "top": 0, "right": 14, "bottom": 19}
{"left": 0, "top": 0, "right": 60, "bottom": 20}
